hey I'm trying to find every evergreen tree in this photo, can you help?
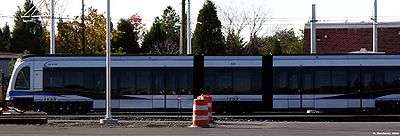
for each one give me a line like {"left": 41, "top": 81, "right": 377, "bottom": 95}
{"left": 161, "top": 6, "right": 180, "bottom": 43}
{"left": 272, "top": 38, "right": 282, "bottom": 55}
{"left": 0, "top": 24, "right": 12, "bottom": 52}
{"left": 11, "top": 0, "right": 46, "bottom": 54}
{"left": 273, "top": 29, "right": 303, "bottom": 54}
{"left": 112, "top": 19, "right": 141, "bottom": 54}
{"left": 142, "top": 22, "right": 167, "bottom": 54}
{"left": 225, "top": 32, "right": 245, "bottom": 55}
{"left": 0, "top": 27, "right": 3, "bottom": 51}
{"left": 192, "top": 0, "right": 225, "bottom": 55}
{"left": 142, "top": 6, "right": 180, "bottom": 54}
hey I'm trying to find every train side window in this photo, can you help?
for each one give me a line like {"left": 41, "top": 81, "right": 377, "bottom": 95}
{"left": 384, "top": 69, "right": 400, "bottom": 91}
{"left": 152, "top": 70, "right": 165, "bottom": 95}
{"left": 362, "top": 69, "right": 384, "bottom": 92}
{"left": 251, "top": 68, "right": 262, "bottom": 94}
{"left": 83, "top": 69, "right": 105, "bottom": 97}
{"left": 165, "top": 69, "right": 178, "bottom": 95}
{"left": 273, "top": 69, "right": 288, "bottom": 94}
{"left": 233, "top": 69, "right": 250, "bottom": 94}
{"left": 43, "top": 69, "right": 63, "bottom": 91}
{"left": 287, "top": 70, "right": 299, "bottom": 92}
{"left": 111, "top": 70, "right": 121, "bottom": 92}
{"left": 136, "top": 70, "right": 152, "bottom": 95}
{"left": 315, "top": 70, "right": 331, "bottom": 94}
{"left": 362, "top": 69, "right": 384, "bottom": 93}
{"left": 215, "top": 69, "right": 233, "bottom": 94}
{"left": 349, "top": 69, "right": 361, "bottom": 92}
{"left": 64, "top": 70, "right": 85, "bottom": 91}
{"left": 165, "top": 68, "right": 193, "bottom": 95}
{"left": 373, "top": 69, "right": 384, "bottom": 91}
{"left": 362, "top": 71, "right": 373, "bottom": 92}
{"left": 273, "top": 69, "right": 299, "bottom": 94}
{"left": 15, "top": 67, "right": 30, "bottom": 90}
{"left": 204, "top": 69, "right": 217, "bottom": 94}
{"left": 233, "top": 68, "right": 262, "bottom": 95}
{"left": 116, "top": 69, "right": 136, "bottom": 95}
{"left": 204, "top": 68, "right": 233, "bottom": 95}
{"left": 302, "top": 70, "right": 314, "bottom": 94}
{"left": 331, "top": 69, "right": 348, "bottom": 94}
{"left": 176, "top": 69, "right": 193, "bottom": 95}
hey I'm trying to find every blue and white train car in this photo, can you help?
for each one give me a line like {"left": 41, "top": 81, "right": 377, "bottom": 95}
{"left": 273, "top": 55, "right": 400, "bottom": 111}
{"left": 6, "top": 55, "right": 195, "bottom": 114}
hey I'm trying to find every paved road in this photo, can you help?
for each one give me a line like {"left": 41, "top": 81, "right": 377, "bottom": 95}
{"left": 0, "top": 122, "right": 399, "bottom": 136}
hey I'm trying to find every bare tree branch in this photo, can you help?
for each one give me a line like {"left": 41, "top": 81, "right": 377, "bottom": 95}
{"left": 248, "top": 7, "right": 267, "bottom": 39}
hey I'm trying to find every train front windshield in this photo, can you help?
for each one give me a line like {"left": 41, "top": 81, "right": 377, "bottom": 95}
{"left": 14, "top": 67, "right": 30, "bottom": 90}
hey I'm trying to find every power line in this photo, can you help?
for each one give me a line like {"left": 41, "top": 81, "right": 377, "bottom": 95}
{"left": 0, "top": 14, "right": 87, "bottom": 21}
{"left": 2, "top": 13, "right": 400, "bottom": 27}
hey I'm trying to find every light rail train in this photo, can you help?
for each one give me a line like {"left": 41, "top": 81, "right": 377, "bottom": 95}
{"left": 5, "top": 54, "right": 400, "bottom": 114}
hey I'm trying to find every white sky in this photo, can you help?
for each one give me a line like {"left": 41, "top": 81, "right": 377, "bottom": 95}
{"left": 1, "top": 0, "right": 400, "bottom": 35}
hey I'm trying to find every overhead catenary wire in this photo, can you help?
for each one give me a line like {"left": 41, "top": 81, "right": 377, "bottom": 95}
{"left": 2, "top": 9, "right": 400, "bottom": 29}
{"left": 4, "top": 12, "right": 400, "bottom": 22}
{"left": 2, "top": 15, "right": 400, "bottom": 27}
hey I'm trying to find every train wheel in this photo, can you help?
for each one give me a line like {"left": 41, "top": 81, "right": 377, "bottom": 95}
{"left": 76, "top": 104, "right": 89, "bottom": 115}
{"left": 47, "top": 103, "right": 57, "bottom": 115}
{"left": 58, "top": 104, "right": 64, "bottom": 114}
{"left": 74, "top": 104, "right": 82, "bottom": 115}
{"left": 58, "top": 103, "right": 65, "bottom": 115}
{"left": 65, "top": 104, "right": 71, "bottom": 114}
{"left": 213, "top": 103, "right": 222, "bottom": 114}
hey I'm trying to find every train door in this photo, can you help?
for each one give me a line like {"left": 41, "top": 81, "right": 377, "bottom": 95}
{"left": 287, "top": 68, "right": 301, "bottom": 109}
{"left": 164, "top": 68, "right": 193, "bottom": 109}
{"left": 360, "top": 68, "right": 383, "bottom": 109}
{"left": 348, "top": 67, "right": 361, "bottom": 109}
{"left": 350, "top": 67, "right": 378, "bottom": 109}
{"left": 165, "top": 69, "right": 179, "bottom": 109}
{"left": 273, "top": 68, "right": 300, "bottom": 109}
{"left": 152, "top": 68, "right": 193, "bottom": 110}
{"left": 152, "top": 69, "right": 166, "bottom": 109}
{"left": 301, "top": 68, "right": 315, "bottom": 109}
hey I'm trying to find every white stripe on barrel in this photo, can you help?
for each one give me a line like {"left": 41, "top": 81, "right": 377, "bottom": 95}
{"left": 193, "top": 105, "right": 208, "bottom": 111}
{"left": 193, "top": 115, "right": 209, "bottom": 121}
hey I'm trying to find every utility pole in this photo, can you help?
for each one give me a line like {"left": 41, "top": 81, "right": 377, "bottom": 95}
{"left": 310, "top": 4, "right": 317, "bottom": 54}
{"left": 100, "top": 0, "right": 117, "bottom": 125}
{"left": 372, "top": 0, "right": 378, "bottom": 52}
{"left": 50, "top": 0, "right": 55, "bottom": 54}
{"left": 81, "top": 0, "right": 86, "bottom": 54}
{"left": 186, "top": 0, "right": 192, "bottom": 54}
{"left": 179, "top": 0, "right": 187, "bottom": 55}
{"left": 21, "top": 0, "right": 56, "bottom": 54}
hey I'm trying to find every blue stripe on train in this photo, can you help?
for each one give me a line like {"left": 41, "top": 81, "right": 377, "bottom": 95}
{"left": 9, "top": 91, "right": 156, "bottom": 100}
{"left": 8, "top": 91, "right": 60, "bottom": 97}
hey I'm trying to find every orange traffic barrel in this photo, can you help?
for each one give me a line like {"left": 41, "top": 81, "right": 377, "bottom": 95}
{"left": 190, "top": 98, "right": 209, "bottom": 127}
{"left": 202, "top": 95, "right": 213, "bottom": 122}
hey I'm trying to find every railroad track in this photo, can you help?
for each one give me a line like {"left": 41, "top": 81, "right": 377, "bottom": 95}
{"left": 2, "top": 114, "right": 400, "bottom": 122}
